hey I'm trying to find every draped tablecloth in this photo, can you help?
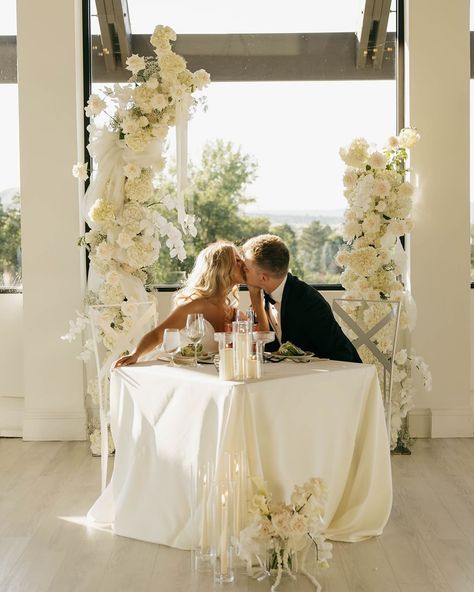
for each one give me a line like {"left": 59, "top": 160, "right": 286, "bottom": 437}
{"left": 88, "top": 359, "right": 392, "bottom": 548}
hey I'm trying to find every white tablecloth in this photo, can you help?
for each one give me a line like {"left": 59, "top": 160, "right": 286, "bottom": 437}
{"left": 88, "top": 359, "right": 392, "bottom": 548}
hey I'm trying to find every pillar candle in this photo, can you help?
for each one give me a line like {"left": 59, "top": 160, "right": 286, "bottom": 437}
{"left": 219, "top": 348, "right": 234, "bottom": 380}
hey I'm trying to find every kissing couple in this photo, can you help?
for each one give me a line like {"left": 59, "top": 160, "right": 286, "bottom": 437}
{"left": 115, "top": 234, "right": 360, "bottom": 367}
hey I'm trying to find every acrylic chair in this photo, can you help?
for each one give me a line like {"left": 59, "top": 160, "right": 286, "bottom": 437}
{"left": 88, "top": 300, "right": 158, "bottom": 491}
{"left": 332, "top": 298, "right": 401, "bottom": 439}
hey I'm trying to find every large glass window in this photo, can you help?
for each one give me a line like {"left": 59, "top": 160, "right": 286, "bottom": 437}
{"left": 90, "top": 0, "right": 397, "bottom": 285}
{"left": 0, "top": 1, "right": 21, "bottom": 290}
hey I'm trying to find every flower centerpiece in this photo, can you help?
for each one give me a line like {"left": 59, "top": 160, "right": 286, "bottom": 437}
{"left": 235, "top": 478, "right": 332, "bottom": 592}
{"left": 65, "top": 25, "right": 210, "bottom": 452}
{"left": 335, "top": 128, "right": 432, "bottom": 449}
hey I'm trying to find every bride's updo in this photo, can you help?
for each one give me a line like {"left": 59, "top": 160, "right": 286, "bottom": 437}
{"left": 174, "top": 241, "right": 240, "bottom": 305}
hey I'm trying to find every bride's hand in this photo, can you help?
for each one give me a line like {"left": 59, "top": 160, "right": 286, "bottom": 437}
{"left": 114, "top": 352, "right": 139, "bottom": 368}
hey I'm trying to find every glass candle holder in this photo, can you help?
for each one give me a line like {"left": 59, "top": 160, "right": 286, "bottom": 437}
{"left": 232, "top": 321, "right": 250, "bottom": 380}
{"left": 252, "top": 331, "right": 275, "bottom": 378}
{"left": 211, "top": 480, "right": 235, "bottom": 584}
{"left": 191, "top": 461, "right": 214, "bottom": 572}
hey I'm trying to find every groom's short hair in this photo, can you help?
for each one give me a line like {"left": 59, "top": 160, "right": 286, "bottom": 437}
{"left": 243, "top": 234, "right": 289, "bottom": 278}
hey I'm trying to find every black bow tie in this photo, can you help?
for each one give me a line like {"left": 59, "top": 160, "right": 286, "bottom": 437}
{"left": 264, "top": 292, "right": 276, "bottom": 306}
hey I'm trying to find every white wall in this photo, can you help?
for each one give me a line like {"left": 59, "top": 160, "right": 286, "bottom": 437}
{"left": 14, "top": 0, "right": 87, "bottom": 440}
{"left": 0, "top": 0, "right": 473, "bottom": 439}
{"left": 406, "top": 0, "right": 473, "bottom": 437}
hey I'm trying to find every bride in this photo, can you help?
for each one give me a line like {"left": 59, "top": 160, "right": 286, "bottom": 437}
{"left": 114, "top": 240, "right": 245, "bottom": 367}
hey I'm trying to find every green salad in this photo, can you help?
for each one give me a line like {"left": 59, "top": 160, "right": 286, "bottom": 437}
{"left": 180, "top": 343, "right": 204, "bottom": 357}
{"left": 276, "top": 341, "right": 306, "bottom": 356}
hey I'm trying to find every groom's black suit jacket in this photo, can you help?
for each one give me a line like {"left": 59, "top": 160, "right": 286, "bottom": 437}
{"left": 266, "top": 273, "right": 361, "bottom": 363}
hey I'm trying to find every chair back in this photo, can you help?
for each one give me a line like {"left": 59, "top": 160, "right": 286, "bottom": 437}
{"left": 88, "top": 299, "right": 158, "bottom": 491}
{"left": 332, "top": 298, "right": 401, "bottom": 438}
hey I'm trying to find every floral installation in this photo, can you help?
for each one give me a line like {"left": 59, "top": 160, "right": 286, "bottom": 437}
{"left": 335, "top": 128, "right": 432, "bottom": 448}
{"left": 235, "top": 478, "right": 332, "bottom": 592}
{"left": 65, "top": 24, "right": 210, "bottom": 452}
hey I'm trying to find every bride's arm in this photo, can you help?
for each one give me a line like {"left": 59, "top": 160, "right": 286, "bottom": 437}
{"left": 114, "top": 302, "right": 196, "bottom": 367}
{"left": 247, "top": 286, "right": 270, "bottom": 331}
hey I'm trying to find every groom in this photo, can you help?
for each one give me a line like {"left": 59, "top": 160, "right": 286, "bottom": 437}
{"left": 241, "top": 234, "right": 361, "bottom": 363}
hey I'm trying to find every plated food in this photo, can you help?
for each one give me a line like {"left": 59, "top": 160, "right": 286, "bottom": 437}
{"left": 264, "top": 341, "right": 315, "bottom": 362}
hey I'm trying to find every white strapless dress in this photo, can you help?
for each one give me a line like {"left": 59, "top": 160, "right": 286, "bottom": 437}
{"left": 199, "top": 318, "right": 219, "bottom": 353}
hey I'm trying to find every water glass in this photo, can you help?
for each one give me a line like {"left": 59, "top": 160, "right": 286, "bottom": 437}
{"left": 162, "top": 328, "right": 181, "bottom": 366}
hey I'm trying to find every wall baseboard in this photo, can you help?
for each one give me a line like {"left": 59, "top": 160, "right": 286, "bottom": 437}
{"left": 0, "top": 396, "right": 24, "bottom": 437}
{"left": 406, "top": 405, "right": 474, "bottom": 439}
{"left": 430, "top": 406, "right": 474, "bottom": 438}
{"left": 22, "top": 408, "right": 87, "bottom": 441}
{"left": 408, "top": 407, "right": 431, "bottom": 438}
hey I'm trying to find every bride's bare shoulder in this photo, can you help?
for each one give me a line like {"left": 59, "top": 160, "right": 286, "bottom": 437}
{"left": 175, "top": 297, "right": 211, "bottom": 313}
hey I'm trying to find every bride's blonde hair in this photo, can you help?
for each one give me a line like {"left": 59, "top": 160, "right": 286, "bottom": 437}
{"left": 174, "top": 241, "right": 240, "bottom": 306}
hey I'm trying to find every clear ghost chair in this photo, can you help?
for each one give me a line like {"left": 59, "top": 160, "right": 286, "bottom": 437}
{"left": 88, "top": 300, "right": 158, "bottom": 491}
{"left": 332, "top": 298, "right": 401, "bottom": 439}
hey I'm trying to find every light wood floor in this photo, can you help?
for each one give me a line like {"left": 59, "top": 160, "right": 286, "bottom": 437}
{"left": 1, "top": 438, "right": 474, "bottom": 592}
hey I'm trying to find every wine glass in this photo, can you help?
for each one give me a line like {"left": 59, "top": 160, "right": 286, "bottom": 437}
{"left": 162, "top": 328, "right": 181, "bottom": 367}
{"left": 184, "top": 313, "right": 205, "bottom": 367}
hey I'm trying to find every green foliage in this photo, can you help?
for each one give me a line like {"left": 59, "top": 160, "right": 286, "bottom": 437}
{"left": 0, "top": 193, "right": 22, "bottom": 284}
{"left": 269, "top": 223, "right": 304, "bottom": 278}
{"left": 146, "top": 140, "right": 346, "bottom": 286}
{"left": 147, "top": 140, "right": 271, "bottom": 282}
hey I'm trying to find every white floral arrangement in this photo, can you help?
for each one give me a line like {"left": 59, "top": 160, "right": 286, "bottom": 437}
{"left": 235, "top": 478, "right": 332, "bottom": 592}
{"left": 335, "top": 128, "right": 432, "bottom": 447}
{"left": 65, "top": 25, "right": 210, "bottom": 451}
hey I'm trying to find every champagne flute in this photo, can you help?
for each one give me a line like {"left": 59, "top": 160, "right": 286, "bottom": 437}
{"left": 184, "top": 313, "right": 205, "bottom": 367}
{"left": 162, "top": 328, "right": 181, "bottom": 367}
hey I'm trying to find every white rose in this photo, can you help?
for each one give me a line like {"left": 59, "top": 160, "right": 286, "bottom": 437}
{"left": 394, "top": 349, "right": 408, "bottom": 365}
{"left": 117, "top": 231, "right": 135, "bottom": 249}
{"left": 84, "top": 94, "right": 106, "bottom": 117}
{"left": 123, "top": 162, "right": 142, "bottom": 179}
{"left": 372, "top": 178, "right": 391, "bottom": 197}
{"left": 158, "top": 52, "right": 187, "bottom": 75}
{"left": 398, "top": 181, "right": 414, "bottom": 198}
{"left": 146, "top": 77, "right": 159, "bottom": 90}
{"left": 386, "top": 135, "right": 399, "bottom": 148}
{"left": 151, "top": 123, "right": 169, "bottom": 139}
{"left": 343, "top": 169, "right": 358, "bottom": 188}
{"left": 125, "top": 53, "right": 146, "bottom": 75}
{"left": 89, "top": 198, "right": 115, "bottom": 225}
{"left": 121, "top": 117, "right": 140, "bottom": 135}
{"left": 192, "top": 68, "right": 211, "bottom": 89}
{"left": 398, "top": 127, "right": 421, "bottom": 149}
{"left": 72, "top": 162, "right": 88, "bottom": 181}
{"left": 339, "top": 138, "right": 369, "bottom": 168}
{"left": 368, "top": 151, "right": 386, "bottom": 169}
{"left": 150, "top": 93, "right": 168, "bottom": 111}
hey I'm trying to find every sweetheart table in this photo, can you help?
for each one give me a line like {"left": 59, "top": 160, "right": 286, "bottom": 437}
{"left": 88, "top": 359, "right": 392, "bottom": 549}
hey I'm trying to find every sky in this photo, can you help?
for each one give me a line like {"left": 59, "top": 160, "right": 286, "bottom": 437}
{"left": 1, "top": 1, "right": 473, "bottom": 217}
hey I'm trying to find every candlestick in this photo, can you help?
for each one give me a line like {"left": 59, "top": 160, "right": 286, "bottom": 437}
{"left": 220, "top": 492, "right": 228, "bottom": 576}
{"left": 199, "top": 473, "right": 208, "bottom": 550}
{"left": 233, "top": 462, "right": 240, "bottom": 537}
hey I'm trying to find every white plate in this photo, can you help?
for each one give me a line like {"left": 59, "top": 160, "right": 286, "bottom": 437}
{"left": 264, "top": 352, "right": 315, "bottom": 362}
{"left": 174, "top": 353, "right": 216, "bottom": 364}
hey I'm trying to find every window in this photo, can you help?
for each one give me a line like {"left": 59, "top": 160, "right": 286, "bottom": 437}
{"left": 89, "top": 0, "right": 397, "bottom": 285}
{"left": 0, "top": 0, "right": 21, "bottom": 290}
